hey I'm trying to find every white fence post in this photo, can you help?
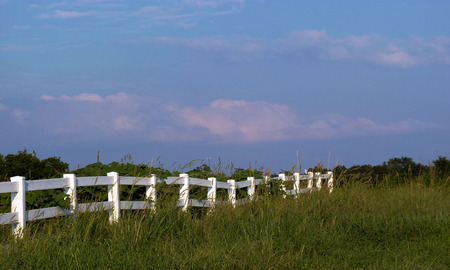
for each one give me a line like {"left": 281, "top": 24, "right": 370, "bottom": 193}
{"left": 264, "top": 175, "right": 270, "bottom": 191}
{"left": 279, "top": 173, "right": 286, "bottom": 197}
{"left": 307, "top": 172, "right": 314, "bottom": 191}
{"left": 294, "top": 172, "right": 300, "bottom": 197}
{"left": 227, "top": 179, "right": 236, "bottom": 207}
{"left": 315, "top": 172, "right": 322, "bottom": 190}
{"left": 107, "top": 172, "right": 120, "bottom": 223}
{"left": 64, "top": 174, "right": 77, "bottom": 216}
{"left": 327, "top": 171, "right": 334, "bottom": 193}
{"left": 11, "top": 176, "right": 26, "bottom": 238}
{"left": 146, "top": 174, "right": 157, "bottom": 211}
{"left": 247, "top": 177, "right": 255, "bottom": 200}
{"left": 207, "top": 177, "right": 217, "bottom": 207}
{"left": 180, "top": 173, "right": 189, "bottom": 212}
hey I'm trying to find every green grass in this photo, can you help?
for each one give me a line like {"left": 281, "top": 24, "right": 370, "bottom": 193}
{"left": 1, "top": 178, "right": 449, "bottom": 269}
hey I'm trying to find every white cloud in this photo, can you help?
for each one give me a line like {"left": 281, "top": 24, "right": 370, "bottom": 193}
{"left": 37, "top": 9, "right": 99, "bottom": 19}
{"left": 34, "top": 0, "right": 241, "bottom": 27}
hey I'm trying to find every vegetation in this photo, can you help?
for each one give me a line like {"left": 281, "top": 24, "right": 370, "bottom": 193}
{"left": 0, "top": 151, "right": 449, "bottom": 268}
{"left": 1, "top": 175, "right": 448, "bottom": 269}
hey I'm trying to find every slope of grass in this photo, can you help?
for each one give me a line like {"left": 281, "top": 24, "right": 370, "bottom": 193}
{"left": 1, "top": 179, "right": 449, "bottom": 269}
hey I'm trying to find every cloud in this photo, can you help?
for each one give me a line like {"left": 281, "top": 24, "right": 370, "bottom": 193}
{"left": 13, "top": 25, "right": 32, "bottom": 30}
{"left": 40, "top": 93, "right": 105, "bottom": 102}
{"left": 171, "top": 99, "right": 296, "bottom": 142}
{"left": 11, "top": 109, "right": 29, "bottom": 124}
{"left": 37, "top": 10, "right": 99, "bottom": 19}
{"left": 180, "top": 0, "right": 244, "bottom": 8}
{"left": 152, "top": 36, "right": 265, "bottom": 62}
{"left": 279, "top": 31, "right": 450, "bottom": 67}
{"left": 165, "top": 102, "right": 442, "bottom": 142}
{"left": 0, "top": 45, "right": 44, "bottom": 52}
{"left": 376, "top": 48, "right": 417, "bottom": 68}
{"left": 2, "top": 93, "right": 443, "bottom": 144}
{"left": 34, "top": 0, "right": 241, "bottom": 27}
{"left": 297, "top": 114, "right": 442, "bottom": 139}
{"left": 151, "top": 31, "right": 450, "bottom": 67}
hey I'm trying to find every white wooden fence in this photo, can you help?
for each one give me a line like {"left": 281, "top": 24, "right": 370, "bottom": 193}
{"left": 0, "top": 171, "right": 333, "bottom": 238}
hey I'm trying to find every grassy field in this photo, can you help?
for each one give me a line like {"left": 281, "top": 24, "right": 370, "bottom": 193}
{"left": 1, "top": 177, "right": 449, "bottom": 269}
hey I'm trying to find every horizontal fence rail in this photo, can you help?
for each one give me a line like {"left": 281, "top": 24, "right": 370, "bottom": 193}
{"left": 0, "top": 171, "right": 333, "bottom": 238}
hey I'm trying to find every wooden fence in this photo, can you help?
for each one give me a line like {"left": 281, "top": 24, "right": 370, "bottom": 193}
{"left": 0, "top": 171, "right": 333, "bottom": 238}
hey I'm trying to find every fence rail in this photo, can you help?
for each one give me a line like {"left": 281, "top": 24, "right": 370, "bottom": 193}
{"left": 0, "top": 171, "right": 333, "bottom": 238}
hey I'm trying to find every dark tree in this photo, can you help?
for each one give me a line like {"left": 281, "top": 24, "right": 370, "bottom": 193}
{"left": 0, "top": 150, "right": 69, "bottom": 181}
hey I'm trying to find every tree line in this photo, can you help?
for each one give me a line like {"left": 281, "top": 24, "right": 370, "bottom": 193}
{"left": 1, "top": 150, "right": 449, "bottom": 183}
{"left": 0, "top": 150, "right": 448, "bottom": 213}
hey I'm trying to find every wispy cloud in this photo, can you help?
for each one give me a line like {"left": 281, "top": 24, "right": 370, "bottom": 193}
{"left": 37, "top": 9, "right": 100, "bottom": 19}
{"left": 151, "top": 31, "right": 450, "bottom": 67}
{"left": 0, "top": 44, "right": 44, "bottom": 52}
{"left": 180, "top": 0, "right": 244, "bottom": 8}
{"left": 1, "top": 93, "right": 442, "bottom": 143}
{"left": 41, "top": 93, "right": 105, "bottom": 102}
{"left": 13, "top": 25, "right": 32, "bottom": 30}
{"left": 34, "top": 0, "right": 242, "bottom": 27}
{"left": 153, "top": 36, "right": 264, "bottom": 62}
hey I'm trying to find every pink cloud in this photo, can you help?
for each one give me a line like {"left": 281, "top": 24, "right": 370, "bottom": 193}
{"left": 41, "top": 93, "right": 104, "bottom": 102}
{"left": 172, "top": 99, "right": 297, "bottom": 142}
{"left": 375, "top": 46, "right": 418, "bottom": 68}
{"left": 153, "top": 30, "right": 450, "bottom": 67}
{"left": 12, "top": 94, "right": 444, "bottom": 143}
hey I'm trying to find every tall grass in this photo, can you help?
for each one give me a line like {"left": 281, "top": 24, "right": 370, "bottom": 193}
{"left": 1, "top": 176, "right": 449, "bottom": 269}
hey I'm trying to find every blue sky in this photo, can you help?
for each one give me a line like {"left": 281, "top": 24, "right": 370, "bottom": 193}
{"left": 1, "top": 0, "right": 449, "bottom": 172}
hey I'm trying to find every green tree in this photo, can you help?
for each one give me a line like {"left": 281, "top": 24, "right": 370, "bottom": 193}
{"left": 384, "top": 157, "right": 426, "bottom": 176}
{"left": 0, "top": 150, "right": 68, "bottom": 181}
{"left": 0, "top": 150, "right": 69, "bottom": 211}
{"left": 433, "top": 156, "right": 450, "bottom": 178}
{"left": 230, "top": 168, "right": 263, "bottom": 181}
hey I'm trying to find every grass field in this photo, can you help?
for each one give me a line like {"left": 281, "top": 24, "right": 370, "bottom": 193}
{"left": 1, "top": 177, "right": 449, "bottom": 269}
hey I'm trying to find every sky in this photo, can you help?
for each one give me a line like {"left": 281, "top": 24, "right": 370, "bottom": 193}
{"left": 0, "top": 0, "right": 449, "bottom": 173}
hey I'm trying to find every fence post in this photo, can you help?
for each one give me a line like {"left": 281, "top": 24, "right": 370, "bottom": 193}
{"left": 327, "top": 171, "right": 334, "bottom": 193}
{"left": 307, "top": 172, "right": 314, "bottom": 191}
{"left": 180, "top": 173, "right": 189, "bottom": 212}
{"left": 294, "top": 172, "right": 300, "bottom": 197}
{"left": 107, "top": 172, "right": 120, "bottom": 223}
{"left": 64, "top": 174, "right": 77, "bottom": 217}
{"left": 279, "top": 173, "right": 286, "bottom": 197}
{"left": 207, "top": 177, "right": 217, "bottom": 207}
{"left": 146, "top": 174, "right": 157, "bottom": 211}
{"left": 264, "top": 175, "right": 270, "bottom": 190}
{"left": 315, "top": 172, "right": 322, "bottom": 190}
{"left": 11, "top": 176, "right": 26, "bottom": 238}
{"left": 227, "top": 179, "right": 236, "bottom": 207}
{"left": 247, "top": 177, "right": 255, "bottom": 200}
